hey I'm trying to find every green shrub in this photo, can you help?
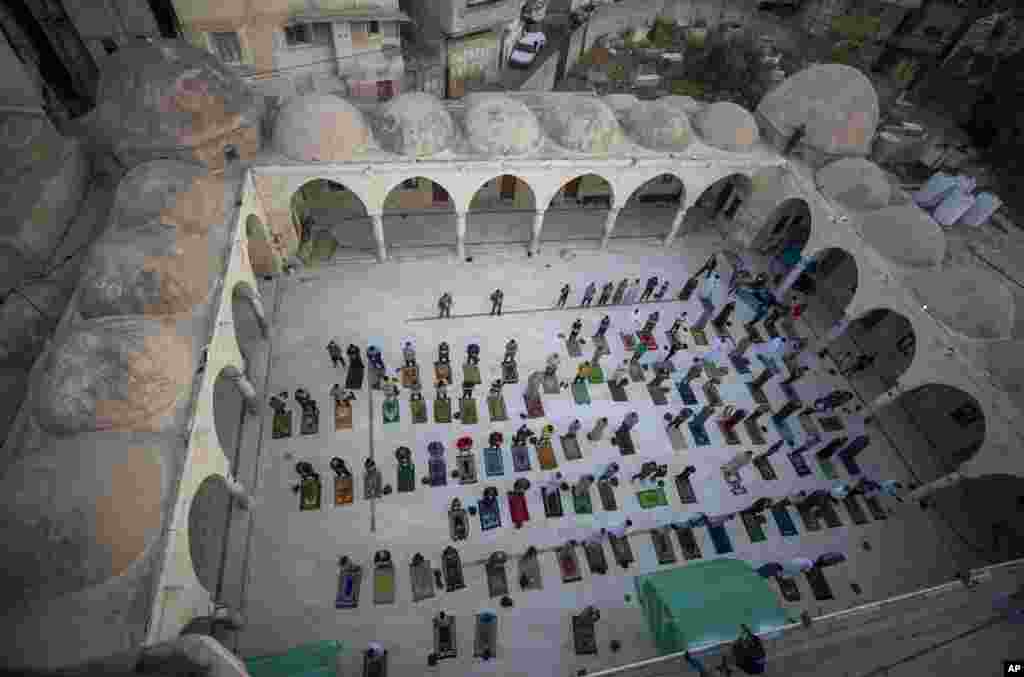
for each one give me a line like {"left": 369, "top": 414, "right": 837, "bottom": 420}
{"left": 670, "top": 79, "right": 705, "bottom": 97}
{"left": 893, "top": 59, "right": 918, "bottom": 85}
{"left": 649, "top": 18, "right": 676, "bottom": 48}
{"left": 608, "top": 63, "right": 627, "bottom": 82}
{"left": 830, "top": 40, "right": 863, "bottom": 66}
{"left": 830, "top": 14, "right": 881, "bottom": 42}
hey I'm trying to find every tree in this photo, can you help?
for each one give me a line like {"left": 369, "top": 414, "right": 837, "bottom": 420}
{"left": 681, "top": 27, "right": 767, "bottom": 109}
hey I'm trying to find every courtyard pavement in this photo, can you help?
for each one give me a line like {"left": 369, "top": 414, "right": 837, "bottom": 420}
{"left": 217, "top": 233, "right": 984, "bottom": 677}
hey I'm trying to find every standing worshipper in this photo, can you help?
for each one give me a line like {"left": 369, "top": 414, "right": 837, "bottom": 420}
{"left": 612, "top": 278, "right": 629, "bottom": 305}
{"left": 639, "top": 276, "right": 659, "bottom": 302}
{"left": 556, "top": 283, "right": 571, "bottom": 308}
{"left": 598, "top": 281, "right": 615, "bottom": 306}
{"left": 489, "top": 289, "right": 504, "bottom": 316}
{"left": 653, "top": 279, "right": 670, "bottom": 301}
{"left": 581, "top": 282, "right": 597, "bottom": 307}
{"left": 438, "top": 292, "right": 453, "bottom": 318}
{"left": 326, "top": 340, "right": 346, "bottom": 368}
{"left": 623, "top": 278, "right": 642, "bottom": 305}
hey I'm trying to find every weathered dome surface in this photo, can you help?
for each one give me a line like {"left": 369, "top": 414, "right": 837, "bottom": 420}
{"left": 907, "top": 265, "right": 1014, "bottom": 340}
{"left": 620, "top": 100, "right": 694, "bottom": 151}
{"left": 816, "top": 157, "right": 892, "bottom": 210}
{"left": 34, "top": 317, "right": 193, "bottom": 436}
{"left": 0, "top": 438, "right": 166, "bottom": 604}
{"left": 112, "top": 161, "right": 225, "bottom": 236}
{"left": 78, "top": 224, "right": 213, "bottom": 319}
{"left": 527, "top": 94, "right": 624, "bottom": 153}
{"left": 93, "top": 39, "right": 260, "bottom": 152}
{"left": 274, "top": 94, "right": 373, "bottom": 162}
{"left": 462, "top": 94, "right": 543, "bottom": 156}
{"left": 603, "top": 94, "right": 639, "bottom": 112}
{"left": 0, "top": 282, "right": 71, "bottom": 366}
{"left": 758, "top": 64, "right": 879, "bottom": 156}
{"left": 0, "top": 113, "right": 90, "bottom": 294}
{"left": 373, "top": 92, "right": 455, "bottom": 156}
{"left": 662, "top": 96, "right": 703, "bottom": 114}
{"left": 694, "top": 102, "right": 759, "bottom": 152}
{"left": 860, "top": 205, "right": 946, "bottom": 267}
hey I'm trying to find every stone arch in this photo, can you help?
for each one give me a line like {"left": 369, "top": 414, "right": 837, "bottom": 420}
{"left": 188, "top": 474, "right": 233, "bottom": 595}
{"left": 790, "top": 246, "right": 859, "bottom": 327}
{"left": 290, "top": 178, "right": 374, "bottom": 263}
{"left": 751, "top": 198, "right": 812, "bottom": 258}
{"left": 823, "top": 307, "right": 915, "bottom": 404}
{"left": 541, "top": 172, "right": 614, "bottom": 243}
{"left": 244, "top": 214, "right": 281, "bottom": 275}
{"left": 930, "top": 473, "right": 1024, "bottom": 562}
{"left": 683, "top": 172, "right": 754, "bottom": 237}
{"left": 615, "top": 173, "right": 687, "bottom": 239}
{"left": 466, "top": 174, "right": 537, "bottom": 245}
{"left": 380, "top": 175, "right": 456, "bottom": 250}
{"left": 878, "top": 384, "right": 987, "bottom": 484}
{"left": 231, "top": 281, "right": 268, "bottom": 370}
{"left": 212, "top": 364, "right": 257, "bottom": 462}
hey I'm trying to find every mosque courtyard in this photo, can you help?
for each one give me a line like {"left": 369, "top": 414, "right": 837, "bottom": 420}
{"left": 212, "top": 231, "right": 987, "bottom": 677}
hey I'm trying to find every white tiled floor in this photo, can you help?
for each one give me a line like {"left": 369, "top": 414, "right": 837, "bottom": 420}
{"left": 222, "top": 235, "right": 985, "bottom": 676}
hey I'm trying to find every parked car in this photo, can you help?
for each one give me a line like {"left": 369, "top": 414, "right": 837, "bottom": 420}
{"left": 509, "top": 31, "right": 547, "bottom": 68}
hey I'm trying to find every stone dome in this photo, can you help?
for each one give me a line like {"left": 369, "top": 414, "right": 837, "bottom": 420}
{"left": 0, "top": 436, "right": 167, "bottom": 605}
{"left": 662, "top": 96, "right": 703, "bottom": 114}
{"left": 602, "top": 94, "right": 639, "bottom": 112}
{"left": 619, "top": 100, "right": 694, "bottom": 151}
{"left": 757, "top": 64, "right": 879, "bottom": 156}
{"left": 112, "top": 161, "right": 225, "bottom": 237}
{"left": 78, "top": 224, "right": 214, "bottom": 319}
{"left": 816, "top": 157, "right": 892, "bottom": 211}
{"left": 373, "top": 92, "right": 455, "bottom": 156}
{"left": 694, "top": 102, "right": 759, "bottom": 152}
{"left": 92, "top": 39, "right": 261, "bottom": 168}
{"left": 274, "top": 94, "right": 374, "bottom": 162}
{"left": 527, "top": 94, "right": 624, "bottom": 153}
{"left": 907, "top": 265, "right": 1015, "bottom": 340}
{"left": 860, "top": 205, "right": 946, "bottom": 268}
{"left": 462, "top": 94, "right": 543, "bottom": 156}
{"left": 34, "top": 317, "right": 193, "bottom": 435}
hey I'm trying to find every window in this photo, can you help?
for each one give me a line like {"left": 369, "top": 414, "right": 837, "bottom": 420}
{"left": 369, "top": 21, "right": 380, "bottom": 35}
{"left": 285, "top": 22, "right": 331, "bottom": 47}
{"left": 211, "top": 31, "right": 242, "bottom": 63}
{"left": 312, "top": 22, "right": 333, "bottom": 46}
{"left": 285, "top": 24, "right": 310, "bottom": 46}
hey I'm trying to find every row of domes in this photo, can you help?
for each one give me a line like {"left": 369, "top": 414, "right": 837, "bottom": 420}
{"left": 272, "top": 90, "right": 764, "bottom": 160}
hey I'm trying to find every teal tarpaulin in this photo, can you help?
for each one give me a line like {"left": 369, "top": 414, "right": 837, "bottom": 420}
{"left": 635, "top": 559, "right": 788, "bottom": 655}
{"left": 244, "top": 641, "right": 343, "bottom": 677}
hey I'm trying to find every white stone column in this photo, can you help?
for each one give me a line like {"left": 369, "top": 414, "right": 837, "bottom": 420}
{"left": 599, "top": 208, "right": 620, "bottom": 250}
{"left": 662, "top": 204, "right": 688, "bottom": 247}
{"left": 370, "top": 214, "right": 386, "bottom": 263}
{"left": 225, "top": 366, "right": 259, "bottom": 414}
{"left": 775, "top": 256, "right": 811, "bottom": 297}
{"left": 906, "top": 471, "right": 965, "bottom": 503}
{"left": 530, "top": 210, "right": 545, "bottom": 255}
{"left": 456, "top": 211, "right": 467, "bottom": 260}
{"left": 224, "top": 475, "right": 251, "bottom": 510}
{"left": 235, "top": 284, "right": 269, "bottom": 339}
{"left": 805, "top": 314, "right": 853, "bottom": 356}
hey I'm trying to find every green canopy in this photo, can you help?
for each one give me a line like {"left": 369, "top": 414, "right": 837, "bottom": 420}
{"left": 635, "top": 559, "right": 788, "bottom": 654}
